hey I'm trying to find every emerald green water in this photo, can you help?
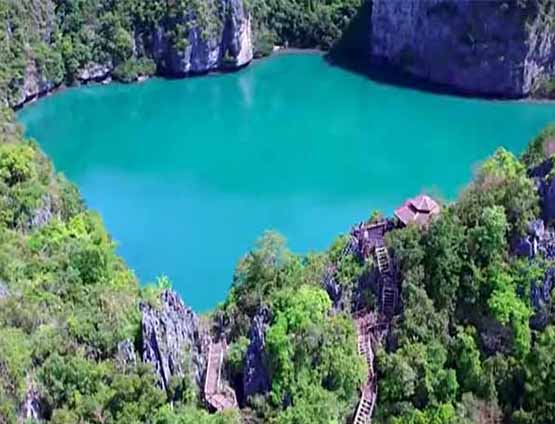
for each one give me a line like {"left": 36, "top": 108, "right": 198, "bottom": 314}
{"left": 18, "top": 53, "right": 555, "bottom": 311}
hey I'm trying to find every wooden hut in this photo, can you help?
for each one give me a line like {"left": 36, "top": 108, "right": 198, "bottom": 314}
{"left": 394, "top": 194, "right": 440, "bottom": 227}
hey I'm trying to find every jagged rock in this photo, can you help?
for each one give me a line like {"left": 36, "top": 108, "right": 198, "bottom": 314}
{"left": 370, "top": 0, "right": 555, "bottom": 97}
{"left": 18, "top": 385, "right": 46, "bottom": 423}
{"left": 243, "top": 307, "right": 271, "bottom": 399}
{"left": 323, "top": 265, "right": 342, "bottom": 309}
{"left": 539, "top": 176, "right": 555, "bottom": 224}
{"left": 515, "top": 237, "right": 535, "bottom": 258}
{"left": 78, "top": 63, "right": 113, "bottom": 84}
{"left": 515, "top": 219, "right": 555, "bottom": 260}
{"left": 530, "top": 267, "right": 555, "bottom": 329}
{"left": 529, "top": 157, "right": 555, "bottom": 233}
{"left": 140, "top": 290, "right": 207, "bottom": 392}
{"left": 116, "top": 340, "right": 137, "bottom": 371}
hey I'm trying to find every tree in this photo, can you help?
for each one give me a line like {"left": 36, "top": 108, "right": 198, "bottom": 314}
{"left": 516, "top": 326, "right": 555, "bottom": 423}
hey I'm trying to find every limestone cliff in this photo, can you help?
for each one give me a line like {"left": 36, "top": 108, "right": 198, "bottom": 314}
{"left": 8, "top": 0, "right": 253, "bottom": 108}
{"left": 147, "top": 0, "right": 252, "bottom": 76}
{"left": 140, "top": 290, "right": 209, "bottom": 393}
{"left": 370, "top": 0, "right": 555, "bottom": 97}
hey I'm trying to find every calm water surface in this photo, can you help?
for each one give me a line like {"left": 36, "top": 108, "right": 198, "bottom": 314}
{"left": 18, "top": 54, "right": 555, "bottom": 311}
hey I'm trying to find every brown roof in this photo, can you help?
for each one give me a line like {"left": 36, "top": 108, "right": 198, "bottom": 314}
{"left": 394, "top": 194, "right": 440, "bottom": 227}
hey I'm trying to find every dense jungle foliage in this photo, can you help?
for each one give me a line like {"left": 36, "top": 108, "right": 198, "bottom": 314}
{"left": 2, "top": 98, "right": 555, "bottom": 423}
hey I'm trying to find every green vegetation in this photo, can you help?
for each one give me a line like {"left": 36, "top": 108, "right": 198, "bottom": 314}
{"left": 2, "top": 93, "right": 555, "bottom": 422}
{"left": 247, "top": 0, "right": 363, "bottom": 52}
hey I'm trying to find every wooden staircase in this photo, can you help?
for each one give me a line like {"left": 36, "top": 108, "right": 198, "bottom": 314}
{"left": 353, "top": 388, "right": 376, "bottom": 424}
{"left": 204, "top": 340, "right": 238, "bottom": 412}
{"left": 352, "top": 243, "right": 399, "bottom": 424}
{"left": 353, "top": 314, "right": 381, "bottom": 424}
{"left": 375, "top": 246, "right": 390, "bottom": 275}
{"left": 381, "top": 286, "right": 397, "bottom": 317}
{"left": 374, "top": 246, "right": 397, "bottom": 317}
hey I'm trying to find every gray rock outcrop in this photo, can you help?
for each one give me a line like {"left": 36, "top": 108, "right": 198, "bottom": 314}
{"left": 149, "top": 0, "right": 253, "bottom": 75}
{"left": 18, "top": 384, "right": 46, "bottom": 423}
{"left": 323, "top": 265, "right": 343, "bottom": 310}
{"left": 140, "top": 290, "right": 208, "bottom": 392}
{"left": 539, "top": 175, "right": 555, "bottom": 224}
{"left": 530, "top": 157, "right": 555, "bottom": 225}
{"left": 116, "top": 339, "right": 137, "bottom": 371}
{"left": 223, "top": 0, "right": 254, "bottom": 68}
{"left": 243, "top": 307, "right": 271, "bottom": 399}
{"left": 78, "top": 63, "right": 113, "bottom": 84}
{"left": 370, "top": 0, "right": 555, "bottom": 97}
{"left": 530, "top": 267, "right": 555, "bottom": 329}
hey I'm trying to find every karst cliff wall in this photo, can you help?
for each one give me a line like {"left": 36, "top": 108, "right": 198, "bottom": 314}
{"left": 369, "top": 0, "right": 555, "bottom": 97}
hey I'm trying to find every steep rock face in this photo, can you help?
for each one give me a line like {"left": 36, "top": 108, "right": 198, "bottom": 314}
{"left": 530, "top": 157, "right": 555, "bottom": 224}
{"left": 15, "top": 61, "right": 60, "bottom": 108}
{"left": 148, "top": 0, "right": 252, "bottom": 75}
{"left": 223, "top": 0, "right": 254, "bottom": 67}
{"left": 540, "top": 175, "right": 555, "bottom": 223}
{"left": 243, "top": 308, "right": 271, "bottom": 399}
{"left": 140, "top": 290, "right": 208, "bottom": 392}
{"left": 9, "top": 0, "right": 60, "bottom": 108}
{"left": 370, "top": 0, "right": 555, "bottom": 97}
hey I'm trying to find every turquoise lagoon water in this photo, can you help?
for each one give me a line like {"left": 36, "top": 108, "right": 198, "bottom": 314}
{"left": 18, "top": 53, "right": 555, "bottom": 311}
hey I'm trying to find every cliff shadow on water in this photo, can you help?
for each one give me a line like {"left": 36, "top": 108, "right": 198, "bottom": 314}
{"left": 324, "top": 0, "right": 476, "bottom": 99}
